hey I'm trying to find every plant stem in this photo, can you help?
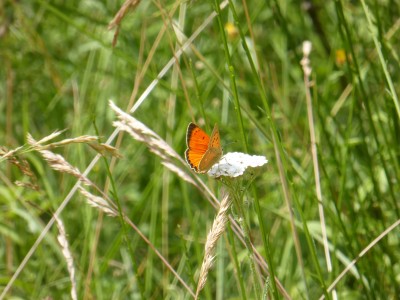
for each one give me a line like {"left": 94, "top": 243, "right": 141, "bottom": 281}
{"left": 230, "top": 185, "right": 262, "bottom": 299}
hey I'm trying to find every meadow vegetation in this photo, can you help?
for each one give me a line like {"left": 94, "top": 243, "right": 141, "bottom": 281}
{"left": 1, "top": 0, "right": 399, "bottom": 299}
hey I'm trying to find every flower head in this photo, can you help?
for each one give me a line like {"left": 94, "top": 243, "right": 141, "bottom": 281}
{"left": 207, "top": 152, "right": 268, "bottom": 178}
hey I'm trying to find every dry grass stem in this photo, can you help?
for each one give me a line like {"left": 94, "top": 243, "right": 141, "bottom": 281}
{"left": 5, "top": 156, "right": 33, "bottom": 177}
{"left": 37, "top": 149, "right": 92, "bottom": 186}
{"left": 54, "top": 215, "right": 77, "bottom": 300}
{"left": 108, "top": 0, "right": 141, "bottom": 30}
{"left": 1, "top": 147, "right": 39, "bottom": 189}
{"left": 27, "top": 130, "right": 66, "bottom": 146}
{"left": 110, "top": 103, "right": 177, "bottom": 156}
{"left": 113, "top": 120, "right": 174, "bottom": 161}
{"left": 0, "top": 145, "right": 24, "bottom": 160}
{"left": 45, "top": 136, "right": 99, "bottom": 148}
{"left": 14, "top": 181, "right": 39, "bottom": 191}
{"left": 27, "top": 133, "right": 98, "bottom": 150}
{"left": 196, "top": 193, "right": 232, "bottom": 298}
{"left": 79, "top": 187, "right": 117, "bottom": 217}
{"left": 301, "top": 41, "right": 332, "bottom": 274}
{"left": 108, "top": 0, "right": 142, "bottom": 47}
{"left": 88, "top": 143, "right": 122, "bottom": 158}
{"left": 17, "top": 159, "right": 34, "bottom": 178}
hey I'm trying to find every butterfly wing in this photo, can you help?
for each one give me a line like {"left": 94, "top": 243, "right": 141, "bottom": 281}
{"left": 198, "top": 123, "right": 223, "bottom": 173}
{"left": 208, "top": 123, "right": 222, "bottom": 150}
{"left": 185, "top": 123, "right": 210, "bottom": 172}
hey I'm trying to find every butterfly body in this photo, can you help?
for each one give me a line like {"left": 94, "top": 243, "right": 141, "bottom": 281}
{"left": 185, "top": 123, "right": 222, "bottom": 173}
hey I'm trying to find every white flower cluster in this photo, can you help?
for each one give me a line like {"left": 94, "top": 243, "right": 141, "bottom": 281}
{"left": 207, "top": 152, "right": 268, "bottom": 178}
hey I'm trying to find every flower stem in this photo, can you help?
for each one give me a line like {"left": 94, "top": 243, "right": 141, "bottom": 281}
{"left": 231, "top": 187, "right": 261, "bottom": 299}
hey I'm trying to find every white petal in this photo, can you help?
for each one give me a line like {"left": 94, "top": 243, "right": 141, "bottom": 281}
{"left": 208, "top": 152, "right": 268, "bottom": 178}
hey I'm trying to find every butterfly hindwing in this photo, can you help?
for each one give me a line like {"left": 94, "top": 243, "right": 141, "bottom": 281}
{"left": 185, "top": 123, "right": 223, "bottom": 173}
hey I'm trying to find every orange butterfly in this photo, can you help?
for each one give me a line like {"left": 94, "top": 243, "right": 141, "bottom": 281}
{"left": 185, "top": 122, "right": 223, "bottom": 173}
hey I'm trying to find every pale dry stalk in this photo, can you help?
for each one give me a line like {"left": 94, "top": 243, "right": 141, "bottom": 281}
{"left": 301, "top": 41, "right": 332, "bottom": 272}
{"left": 0, "top": 145, "right": 24, "bottom": 160}
{"left": 79, "top": 187, "right": 117, "bottom": 217}
{"left": 27, "top": 130, "right": 66, "bottom": 146}
{"left": 27, "top": 132, "right": 101, "bottom": 151}
{"left": 38, "top": 149, "right": 92, "bottom": 186}
{"left": 44, "top": 135, "right": 98, "bottom": 148}
{"left": 54, "top": 215, "right": 77, "bottom": 300}
{"left": 108, "top": 0, "right": 142, "bottom": 46}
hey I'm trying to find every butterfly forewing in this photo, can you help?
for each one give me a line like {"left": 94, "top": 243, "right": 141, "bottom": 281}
{"left": 186, "top": 123, "right": 210, "bottom": 152}
{"left": 208, "top": 124, "right": 222, "bottom": 149}
{"left": 185, "top": 123, "right": 208, "bottom": 171}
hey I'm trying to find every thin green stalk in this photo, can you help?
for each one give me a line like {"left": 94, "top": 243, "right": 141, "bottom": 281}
{"left": 212, "top": 4, "right": 271, "bottom": 296}
{"left": 227, "top": 223, "right": 248, "bottom": 300}
{"left": 147, "top": 172, "right": 161, "bottom": 295}
{"left": 335, "top": 0, "right": 399, "bottom": 219}
{"left": 179, "top": 181, "right": 200, "bottom": 290}
{"left": 250, "top": 185, "right": 280, "bottom": 299}
{"left": 273, "top": 135, "right": 314, "bottom": 300}
{"left": 181, "top": 181, "right": 212, "bottom": 299}
{"left": 101, "top": 160, "right": 145, "bottom": 298}
{"left": 360, "top": 0, "right": 400, "bottom": 121}
{"left": 213, "top": 0, "right": 248, "bottom": 152}
{"left": 221, "top": 1, "right": 282, "bottom": 298}
{"left": 188, "top": 59, "right": 208, "bottom": 129}
{"left": 229, "top": 182, "right": 262, "bottom": 299}
{"left": 290, "top": 188, "right": 331, "bottom": 300}
{"left": 334, "top": 2, "right": 398, "bottom": 296}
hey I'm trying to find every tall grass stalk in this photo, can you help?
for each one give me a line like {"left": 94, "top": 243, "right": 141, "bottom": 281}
{"left": 301, "top": 41, "right": 334, "bottom": 298}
